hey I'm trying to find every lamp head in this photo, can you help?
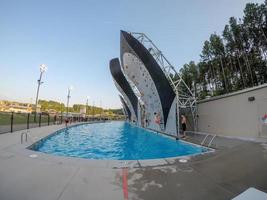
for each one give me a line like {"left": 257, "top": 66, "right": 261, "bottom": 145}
{"left": 69, "top": 85, "right": 74, "bottom": 91}
{"left": 40, "top": 64, "right": 47, "bottom": 73}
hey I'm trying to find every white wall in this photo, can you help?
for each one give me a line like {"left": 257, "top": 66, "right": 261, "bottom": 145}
{"left": 197, "top": 84, "right": 267, "bottom": 138}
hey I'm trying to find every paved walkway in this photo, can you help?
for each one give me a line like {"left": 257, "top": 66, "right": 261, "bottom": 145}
{"left": 0, "top": 123, "right": 267, "bottom": 200}
{"left": 0, "top": 122, "right": 54, "bottom": 134}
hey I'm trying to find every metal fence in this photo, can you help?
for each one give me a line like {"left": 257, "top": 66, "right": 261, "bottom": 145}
{"left": 0, "top": 112, "right": 100, "bottom": 134}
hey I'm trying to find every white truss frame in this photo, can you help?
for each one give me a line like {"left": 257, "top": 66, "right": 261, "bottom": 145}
{"left": 129, "top": 32, "right": 197, "bottom": 133}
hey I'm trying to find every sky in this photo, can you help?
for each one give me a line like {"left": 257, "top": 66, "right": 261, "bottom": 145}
{"left": 0, "top": 0, "right": 264, "bottom": 108}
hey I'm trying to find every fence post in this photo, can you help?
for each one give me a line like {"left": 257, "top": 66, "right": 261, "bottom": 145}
{"left": 10, "top": 112, "right": 14, "bottom": 133}
{"left": 61, "top": 115, "right": 63, "bottom": 124}
{"left": 39, "top": 113, "right": 41, "bottom": 127}
{"left": 54, "top": 115, "right": 57, "bottom": 125}
{"left": 27, "top": 113, "right": 30, "bottom": 129}
{"left": 48, "top": 114, "right": 50, "bottom": 126}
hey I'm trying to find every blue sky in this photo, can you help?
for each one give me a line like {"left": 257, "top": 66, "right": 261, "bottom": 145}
{"left": 0, "top": 0, "right": 264, "bottom": 108}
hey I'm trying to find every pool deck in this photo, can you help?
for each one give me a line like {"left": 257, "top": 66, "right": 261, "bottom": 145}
{"left": 0, "top": 122, "right": 267, "bottom": 200}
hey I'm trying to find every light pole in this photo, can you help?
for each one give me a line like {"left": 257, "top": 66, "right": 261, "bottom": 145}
{"left": 86, "top": 96, "right": 90, "bottom": 111}
{"left": 86, "top": 96, "right": 90, "bottom": 114}
{"left": 34, "top": 64, "right": 47, "bottom": 122}
{"left": 66, "top": 86, "right": 74, "bottom": 117}
{"left": 100, "top": 100, "right": 102, "bottom": 120}
{"left": 85, "top": 96, "right": 90, "bottom": 121}
{"left": 92, "top": 101, "right": 95, "bottom": 119}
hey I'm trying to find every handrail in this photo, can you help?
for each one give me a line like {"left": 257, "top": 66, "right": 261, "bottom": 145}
{"left": 208, "top": 135, "right": 217, "bottom": 147}
{"left": 20, "top": 131, "right": 28, "bottom": 144}
{"left": 201, "top": 134, "right": 210, "bottom": 146}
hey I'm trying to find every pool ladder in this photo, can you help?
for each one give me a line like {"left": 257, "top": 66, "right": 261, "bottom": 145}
{"left": 21, "top": 131, "right": 37, "bottom": 144}
{"left": 201, "top": 134, "right": 216, "bottom": 147}
{"left": 21, "top": 131, "right": 28, "bottom": 144}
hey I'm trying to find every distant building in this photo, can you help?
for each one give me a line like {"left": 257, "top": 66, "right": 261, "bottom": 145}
{"left": 0, "top": 100, "right": 41, "bottom": 113}
{"left": 45, "top": 109, "right": 58, "bottom": 115}
{"left": 80, "top": 106, "right": 86, "bottom": 118}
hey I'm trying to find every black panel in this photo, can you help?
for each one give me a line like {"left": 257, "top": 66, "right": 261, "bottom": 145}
{"left": 119, "top": 96, "right": 131, "bottom": 120}
{"left": 120, "top": 31, "right": 175, "bottom": 127}
{"left": 110, "top": 58, "right": 138, "bottom": 119}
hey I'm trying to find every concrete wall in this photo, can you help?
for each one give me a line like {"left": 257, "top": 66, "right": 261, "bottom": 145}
{"left": 197, "top": 84, "right": 267, "bottom": 138}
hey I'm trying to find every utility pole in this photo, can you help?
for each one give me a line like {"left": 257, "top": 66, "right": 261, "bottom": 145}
{"left": 34, "top": 64, "right": 47, "bottom": 122}
{"left": 66, "top": 86, "right": 73, "bottom": 117}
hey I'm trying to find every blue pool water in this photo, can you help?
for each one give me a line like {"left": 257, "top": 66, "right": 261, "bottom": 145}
{"left": 32, "top": 121, "right": 208, "bottom": 160}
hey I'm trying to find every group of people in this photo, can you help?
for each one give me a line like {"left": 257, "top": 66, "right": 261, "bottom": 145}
{"left": 64, "top": 118, "right": 73, "bottom": 127}
{"left": 132, "top": 111, "right": 188, "bottom": 139}
{"left": 153, "top": 112, "right": 187, "bottom": 139}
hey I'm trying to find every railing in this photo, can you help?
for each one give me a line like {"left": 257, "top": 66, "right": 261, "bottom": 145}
{"left": 201, "top": 134, "right": 217, "bottom": 147}
{"left": 0, "top": 111, "right": 111, "bottom": 134}
{"left": 21, "top": 131, "right": 28, "bottom": 144}
{"left": 200, "top": 134, "right": 210, "bottom": 146}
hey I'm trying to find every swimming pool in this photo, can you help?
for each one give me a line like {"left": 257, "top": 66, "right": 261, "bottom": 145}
{"left": 31, "top": 121, "right": 208, "bottom": 160}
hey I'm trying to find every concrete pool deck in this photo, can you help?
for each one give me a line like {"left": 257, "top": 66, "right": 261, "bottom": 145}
{"left": 0, "top": 122, "right": 267, "bottom": 200}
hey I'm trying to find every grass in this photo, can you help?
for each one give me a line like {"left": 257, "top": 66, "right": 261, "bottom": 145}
{"left": 0, "top": 112, "right": 12, "bottom": 125}
{"left": 0, "top": 112, "right": 55, "bottom": 126}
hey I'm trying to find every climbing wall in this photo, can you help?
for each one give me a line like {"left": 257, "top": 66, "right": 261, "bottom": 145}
{"left": 122, "top": 52, "right": 164, "bottom": 131}
{"left": 165, "top": 97, "right": 177, "bottom": 135}
{"left": 119, "top": 95, "right": 131, "bottom": 120}
{"left": 110, "top": 58, "right": 141, "bottom": 126}
{"left": 120, "top": 30, "right": 177, "bottom": 135}
{"left": 114, "top": 81, "right": 139, "bottom": 124}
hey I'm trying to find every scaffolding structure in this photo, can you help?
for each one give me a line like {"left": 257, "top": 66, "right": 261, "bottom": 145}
{"left": 129, "top": 32, "right": 197, "bottom": 133}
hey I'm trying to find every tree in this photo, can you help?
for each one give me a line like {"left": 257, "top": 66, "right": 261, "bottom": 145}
{"left": 178, "top": 1, "right": 267, "bottom": 99}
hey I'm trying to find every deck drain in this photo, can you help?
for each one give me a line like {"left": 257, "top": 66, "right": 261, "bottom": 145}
{"left": 179, "top": 159, "right": 188, "bottom": 163}
{"left": 29, "top": 154, "right": 38, "bottom": 158}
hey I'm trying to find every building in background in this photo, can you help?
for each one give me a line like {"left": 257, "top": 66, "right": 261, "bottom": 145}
{"left": 0, "top": 100, "right": 41, "bottom": 113}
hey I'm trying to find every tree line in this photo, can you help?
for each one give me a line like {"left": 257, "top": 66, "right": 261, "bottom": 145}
{"left": 38, "top": 100, "right": 123, "bottom": 115}
{"left": 179, "top": 2, "right": 267, "bottom": 99}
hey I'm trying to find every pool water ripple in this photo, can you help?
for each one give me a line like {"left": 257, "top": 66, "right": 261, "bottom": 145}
{"left": 32, "top": 121, "right": 208, "bottom": 160}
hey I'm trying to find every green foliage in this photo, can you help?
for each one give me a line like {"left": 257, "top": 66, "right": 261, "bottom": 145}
{"left": 0, "top": 112, "right": 11, "bottom": 125}
{"left": 107, "top": 108, "right": 124, "bottom": 115}
{"left": 38, "top": 100, "right": 122, "bottom": 116}
{"left": 38, "top": 100, "right": 65, "bottom": 112}
{"left": 179, "top": 2, "right": 267, "bottom": 99}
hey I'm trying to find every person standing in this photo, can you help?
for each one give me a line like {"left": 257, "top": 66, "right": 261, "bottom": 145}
{"left": 181, "top": 114, "right": 187, "bottom": 138}
{"left": 154, "top": 112, "right": 161, "bottom": 124}
{"left": 154, "top": 112, "right": 162, "bottom": 130}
